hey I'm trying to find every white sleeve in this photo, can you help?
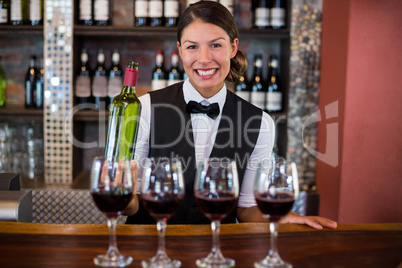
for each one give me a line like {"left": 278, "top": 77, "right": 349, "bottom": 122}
{"left": 238, "top": 111, "right": 275, "bottom": 208}
{"left": 133, "top": 93, "right": 151, "bottom": 194}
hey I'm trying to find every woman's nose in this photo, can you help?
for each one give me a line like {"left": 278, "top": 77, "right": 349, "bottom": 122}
{"left": 198, "top": 48, "right": 211, "bottom": 63}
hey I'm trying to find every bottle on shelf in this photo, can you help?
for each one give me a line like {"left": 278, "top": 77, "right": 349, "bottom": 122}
{"left": 75, "top": 49, "right": 92, "bottom": 106}
{"left": 94, "top": 0, "right": 110, "bottom": 26}
{"left": 10, "top": 0, "right": 28, "bottom": 25}
{"left": 151, "top": 50, "right": 167, "bottom": 91}
{"left": 270, "top": 0, "right": 286, "bottom": 29}
{"left": 34, "top": 55, "right": 44, "bottom": 109}
{"left": 29, "top": 0, "right": 43, "bottom": 25}
{"left": 249, "top": 54, "right": 265, "bottom": 110}
{"left": 266, "top": 54, "right": 282, "bottom": 113}
{"left": 0, "top": 55, "right": 6, "bottom": 107}
{"left": 25, "top": 55, "right": 37, "bottom": 108}
{"left": 235, "top": 72, "right": 250, "bottom": 102}
{"left": 92, "top": 49, "right": 108, "bottom": 110}
{"left": 78, "top": 0, "right": 93, "bottom": 25}
{"left": 148, "top": 0, "right": 163, "bottom": 27}
{"left": 0, "top": 0, "right": 10, "bottom": 25}
{"left": 219, "top": 0, "right": 234, "bottom": 15}
{"left": 167, "top": 50, "right": 182, "bottom": 86}
{"left": 107, "top": 50, "right": 123, "bottom": 104}
{"left": 104, "top": 61, "right": 142, "bottom": 162}
{"left": 252, "top": 0, "right": 270, "bottom": 29}
{"left": 134, "top": 0, "right": 148, "bottom": 26}
{"left": 164, "top": 0, "right": 179, "bottom": 27}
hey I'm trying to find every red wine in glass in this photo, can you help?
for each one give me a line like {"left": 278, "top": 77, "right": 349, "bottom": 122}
{"left": 255, "top": 191, "right": 295, "bottom": 222}
{"left": 141, "top": 192, "right": 184, "bottom": 219}
{"left": 91, "top": 187, "right": 133, "bottom": 217}
{"left": 195, "top": 190, "right": 237, "bottom": 221}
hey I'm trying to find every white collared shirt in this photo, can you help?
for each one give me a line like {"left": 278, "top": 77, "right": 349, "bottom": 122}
{"left": 134, "top": 79, "right": 275, "bottom": 208}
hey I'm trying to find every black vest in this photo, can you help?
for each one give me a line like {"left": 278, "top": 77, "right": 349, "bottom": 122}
{"left": 126, "top": 82, "right": 263, "bottom": 224}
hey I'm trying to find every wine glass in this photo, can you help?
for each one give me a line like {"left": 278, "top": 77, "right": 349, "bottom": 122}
{"left": 90, "top": 156, "right": 134, "bottom": 267}
{"left": 254, "top": 157, "right": 299, "bottom": 268}
{"left": 141, "top": 157, "right": 185, "bottom": 267}
{"left": 194, "top": 158, "right": 239, "bottom": 267}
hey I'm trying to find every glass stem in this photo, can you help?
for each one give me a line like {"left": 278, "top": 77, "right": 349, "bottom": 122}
{"left": 211, "top": 220, "right": 222, "bottom": 256}
{"left": 156, "top": 219, "right": 168, "bottom": 258}
{"left": 268, "top": 222, "right": 280, "bottom": 259}
{"left": 107, "top": 216, "right": 120, "bottom": 258}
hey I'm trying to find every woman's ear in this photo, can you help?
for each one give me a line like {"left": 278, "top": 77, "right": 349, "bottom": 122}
{"left": 231, "top": 38, "right": 239, "bottom": 58}
{"left": 177, "top": 41, "right": 182, "bottom": 58}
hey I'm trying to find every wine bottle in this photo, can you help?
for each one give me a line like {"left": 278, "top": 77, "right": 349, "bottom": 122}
{"left": 235, "top": 72, "right": 250, "bottom": 102}
{"left": 151, "top": 50, "right": 167, "bottom": 91}
{"left": 104, "top": 61, "right": 142, "bottom": 162}
{"left": 94, "top": 0, "right": 110, "bottom": 26}
{"left": 266, "top": 55, "right": 282, "bottom": 113}
{"left": 249, "top": 54, "right": 265, "bottom": 110}
{"left": 25, "top": 55, "right": 37, "bottom": 108}
{"left": 34, "top": 55, "right": 44, "bottom": 109}
{"left": 167, "top": 50, "right": 182, "bottom": 86}
{"left": 78, "top": 0, "right": 93, "bottom": 25}
{"left": 29, "top": 0, "right": 43, "bottom": 25}
{"left": 75, "top": 49, "right": 92, "bottom": 105}
{"left": 253, "top": 0, "right": 270, "bottom": 29}
{"left": 10, "top": 0, "right": 28, "bottom": 25}
{"left": 107, "top": 50, "right": 123, "bottom": 104}
{"left": 164, "top": 0, "right": 179, "bottom": 27}
{"left": 0, "top": 0, "right": 10, "bottom": 25}
{"left": 270, "top": 0, "right": 286, "bottom": 29}
{"left": 149, "top": 0, "right": 163, "bottom": 27}
{"left": 92, "top": 49, "right": 108, "bottom": 110}
{"left": 0, "top": 55, "right": 6, "bottom": 107}
{"left": 134, "top": 0, "right": 148, "bottom": 26}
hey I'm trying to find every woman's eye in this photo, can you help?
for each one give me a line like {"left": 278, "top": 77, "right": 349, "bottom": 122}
{"left": 211, "top": 43, "right": 222, "bottom": 48}
{"left": 186, "top": 45, "right": 197, "bottom": 49}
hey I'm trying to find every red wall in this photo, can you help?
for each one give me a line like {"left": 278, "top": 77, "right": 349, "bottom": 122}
{"left": 317, "top": 0, "right": 402, "bottom": 223}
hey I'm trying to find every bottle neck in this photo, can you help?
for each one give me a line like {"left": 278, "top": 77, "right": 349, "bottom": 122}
{"left": 123, "top": 67, "right": 138, "bottom": 93}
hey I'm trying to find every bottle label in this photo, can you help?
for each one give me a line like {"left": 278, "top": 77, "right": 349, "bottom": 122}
{"left": 92, "top": 76, "right": 108, "bottom": 97}
{"left": 164, "top": 0, "right": 179, "bottom": 17}
{"left": 236, "top": 91, "right": 250, "bottom": 102}
{"left": 0, "top": 9, "right": 8, "bottom": 23}
{"left": 11, "top": 0, "right": 23, "bottom": 21}
{"left": 135, "top": 0, "right": 148, "bottom": 17}
{"left": 124, "top": 68, "right": 138, "bottom": 87}
{"left": 270, "top": 8, "right": 285, "bottom": 27}
{"left": 94, "top": 0, "right": 109, "bottom": 20}
{"left": 267, "top": 92, "right": 282, "bottom": 111}
{"left": 151, "top": 79, "right": 167, "bottom": 91}
{"left": 108, "top": 77, "right": 123, "bottom": 97}
{"left": 75, "top": 76, "right": 91, "bottom": 97}
{"left": 250, "top": 91, "right": 265, "bottom": 110}
{"left": 30, "top": 0, "right": 41, "bottom": 21}
{"left": 149, "top": 0, "right": 163, "bottom": 17}
{"left": 255, "top": 7, "right": 270, "bottom": 27}
{"left": 79, "top": 0, "right": 92, "bottom": 20}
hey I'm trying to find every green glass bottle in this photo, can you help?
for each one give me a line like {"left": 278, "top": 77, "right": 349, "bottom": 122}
{"left": 0, "top": 55, "right": 6, "bottom": 107}
{"left": 104, "top": 61, "right": 142, "bottom": 162}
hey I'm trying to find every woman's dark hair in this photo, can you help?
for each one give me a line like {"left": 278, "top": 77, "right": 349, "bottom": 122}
{"left": 177, "top": 1, "right": 247, "bottom": 83}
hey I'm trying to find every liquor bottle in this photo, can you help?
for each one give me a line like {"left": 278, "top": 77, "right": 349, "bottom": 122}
{"left": 75, "top": 49, "right": 92, "bottom": 105}
{"left": 107, "top": 50, "right": 123, "bottom": 104}
{"left": 29, "top": 0, "right": 43, "bottom": 25}
{"left": 151, "top": 50, "right": 167, "bottom": 91}
{"left": 0, "top": 0, "right": 10, "bottom": 25}
{"left": 270, "top": 0, "right": 286, "bottom": 29}
{"left": 219, "top": 0, "right": 234, "bottom": 15}
{"left": 134, "top": 0, "right": 148, "bottom": 26}
{"left": 94, "top": 0, "right": 110, "bottom": 25}
{"left": 92, "top": 49, "right": 108, "bottom": 110}
{"left": 249, "top": 54, "right": 265, "bottom": 110}
{"left": 266, "top": 55, "right": 282, "bottom": 113}
{"left": 149, "top": 0, "right": 163, "bottom": 27}
{"left": 167, "top": 50, "right": 182, "bottom": 86}
{"left": 34, "top": 55, "right": 44, "bottom": 109}
{"left": 164, "top": 0, "right": 179, "bottom": 27}
{"left": 104, "top": 61, "right": 142, "bottom": 162}
{"left": 25, "top": 55, "right": 37, "bottom": 108}
{"left": 10, "top": 0, "right": 28, "bottom": 25}
{"left": 78, "top": 0, "right": 93, "bottom": 25}
{"left": 252, "top": 0, "right": 269, "bottom": 29}
{"left": 235, "top": 72, "right": 250, "bottom": 102}
{"left": 0, "top": 55, "right": 6, "bottom": 107}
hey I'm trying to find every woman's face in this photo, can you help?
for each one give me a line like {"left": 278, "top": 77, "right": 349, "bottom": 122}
{"left": 177, "top": 19, "right": 238, "bottom": 98}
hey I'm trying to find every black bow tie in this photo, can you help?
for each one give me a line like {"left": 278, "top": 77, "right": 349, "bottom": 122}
{"left": 186, "top": 101, "right": 220, "bottom": 119}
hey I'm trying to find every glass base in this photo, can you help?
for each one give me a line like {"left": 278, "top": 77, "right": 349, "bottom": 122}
{"left": 94, "top": 253, "right": 133, "bottom": 267}
{"left": 196, "top": 253, "right": 235, "bottom": 268}
{"left": 141, "top": 255, "right": 181, "bottom": 268}
{"left": 254, "top": 257, "right": 292, "bottom": 268}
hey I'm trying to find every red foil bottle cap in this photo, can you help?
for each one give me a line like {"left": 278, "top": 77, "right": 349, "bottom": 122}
{"left": 124, "top": 67, "right": 138, "bottom": 87}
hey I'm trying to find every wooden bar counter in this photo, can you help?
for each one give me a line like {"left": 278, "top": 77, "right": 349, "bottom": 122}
{"left": 0, "top": 221, "right": 401, "bottom": 267}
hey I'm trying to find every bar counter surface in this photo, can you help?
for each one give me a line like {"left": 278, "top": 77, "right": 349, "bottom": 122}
{"left": 0, "top": 222, "right": 401, "bottom": 267}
